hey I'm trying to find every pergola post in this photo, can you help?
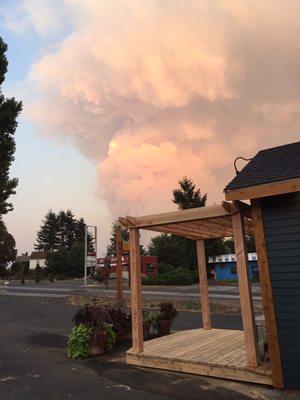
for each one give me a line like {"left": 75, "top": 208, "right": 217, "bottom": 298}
{"left": 251, "top": 199, "right": 284, "bottom": 387}
{"left": 196, "top": 239, "right": 211, "bottom": 330}
{"left": 129, "top": 227, "right": 143, "bottom": 353}
{"left": 232, "top": 212, "right": 259, "bottom": 368}
{"left": 115, "top": 226, "right": 123, "bottom": 307}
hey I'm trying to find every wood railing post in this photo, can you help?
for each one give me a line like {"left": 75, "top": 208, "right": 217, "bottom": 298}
{"left": 115, "top": 226, "right": 123, "bottom": 307}
{"left": 196, "top": 239, "right": 211, "bottom": 330}
{"left": 232, "top": 212, "right": 259, "bottom": 368}
{"left": 129, "top": 227, "right": 143, "bottom": 353}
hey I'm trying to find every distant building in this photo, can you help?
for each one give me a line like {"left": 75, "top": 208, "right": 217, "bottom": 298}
{"left": 15, "top": 254, "right": 30, "bottom": 263}
{"left": 97, "top": 255, "right": 158, "bottom": 279}
{"left": 29, "top": 251, "right": 47, "bottom": 270}
{"left": 208, "top": 253, "right": 259, "bottom": 281}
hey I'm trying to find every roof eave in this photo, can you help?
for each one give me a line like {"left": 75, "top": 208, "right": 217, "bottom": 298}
{"left": 224, "top": 177, "right": 300, "bottom": 201}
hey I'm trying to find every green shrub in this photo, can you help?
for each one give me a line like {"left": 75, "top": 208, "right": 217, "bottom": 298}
{"left": 158, "top": 263, "right": 176, "bottom": 274}
{"left": 142, "top": 268, "right": 199, "bottom": 286}
{"left": 103, "top": 323, "right": 117, "bottom": 351}
{"left": 67, "top": 324, "right": 91, "bottom": 359}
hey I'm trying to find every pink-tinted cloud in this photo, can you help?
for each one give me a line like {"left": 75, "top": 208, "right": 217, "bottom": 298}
{"left": 17, "top": 0, "right": 300, "bottom": 218}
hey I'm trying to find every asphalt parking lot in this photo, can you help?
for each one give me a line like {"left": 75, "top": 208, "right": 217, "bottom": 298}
{"left": 0, "top": 294, "right": 297, "bottom": 400}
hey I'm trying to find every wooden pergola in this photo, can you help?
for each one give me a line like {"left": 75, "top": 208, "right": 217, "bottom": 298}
{"left": 116, "top": 201, "right": 272, "bottom": 384}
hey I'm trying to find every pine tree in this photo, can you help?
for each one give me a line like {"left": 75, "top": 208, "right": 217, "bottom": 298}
{"left": 106, "top": 221, "right": 129, "bottom": 256}
{"left": 0, "top": 37, "right": 22, "bottom": 275}
{"left": 57, "top": 210, "right": 77, "bottom": 249}
{"left": 148, "top": 177, "right": 226, "bottom": 270}
{"left": 35, "top": 210, "right": 59, "bottom": 251}
{"left": 0, "top": 220, "right": 17, "bottom": 276}
{"left": 172, "top": 176, "right": 207, "bottom": 210}
{"left": 0, "top": 37, "right": 22, "bottom": 216}
{"left": 75, "top": 218, "right": 85, "bottom": 244}
{"left": 35, "top": 210, "right": 88, "bottom": 252}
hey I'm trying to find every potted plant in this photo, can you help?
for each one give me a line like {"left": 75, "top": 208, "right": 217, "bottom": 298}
{"left": 72, "top": 305, "right": 117, "bottom": 356}
{"left": 143, "top": 311, "right": 155, "bottom": 339}
{"left": 67, "top": 323, "right": 91, "bottom": 359}
{"left": 90, "top": 322, "right": 116, "bottom": 356}
{"left": 157, "top": 302, "right": 177, "bottom": 336}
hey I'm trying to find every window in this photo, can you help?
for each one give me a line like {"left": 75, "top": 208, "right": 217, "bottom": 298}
{"left": 146, "top": 264, "right": 154, "bottom": 274}
{"left": 230, "top": 266, "right": 237, "bottom": 274}
{"left": 225, "top": 255, "right": 229, "bottom": 261}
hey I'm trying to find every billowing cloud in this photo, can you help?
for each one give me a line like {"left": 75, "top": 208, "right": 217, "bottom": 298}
{"left": 10, "top": 0, "right": 300, "bottom": 217}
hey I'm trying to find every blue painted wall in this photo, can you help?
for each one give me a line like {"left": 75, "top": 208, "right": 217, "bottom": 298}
{"left": 214, "top": 260, "right": 259, "bottom": 281}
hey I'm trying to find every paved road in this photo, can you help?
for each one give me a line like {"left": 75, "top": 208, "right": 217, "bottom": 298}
{"left": 0, "top": 280, "right": 262, "bottom": 302}
{"left": 0, "top": 294, "right": 292, "bottom": 400}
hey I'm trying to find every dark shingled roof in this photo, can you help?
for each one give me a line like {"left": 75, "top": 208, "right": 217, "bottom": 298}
{"left": 30, "top": 251, "right": 47, "bottom": 260}
{"left": 224, "top": 141, "right": 300, "bottom": 192}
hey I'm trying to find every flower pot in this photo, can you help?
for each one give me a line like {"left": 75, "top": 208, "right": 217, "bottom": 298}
{"left": 158, "top": 319, "right": 172, "bottom": 336}
{"left": 90, "top": 343, "right": 106, "bottom": 356}
{"left": 90, "top": 331, "right": 107, "bottom": 356}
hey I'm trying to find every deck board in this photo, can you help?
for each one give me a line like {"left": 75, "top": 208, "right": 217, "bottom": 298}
{"left": 127, "top": 328, "right": 273, "bottom": 385}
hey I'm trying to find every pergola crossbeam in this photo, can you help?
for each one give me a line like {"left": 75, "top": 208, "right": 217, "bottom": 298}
{"left": 123, "top": 203, "right": 238, "bottom": 229}
{"left": 143, "top": 225, "right": 202, "bottom": 240}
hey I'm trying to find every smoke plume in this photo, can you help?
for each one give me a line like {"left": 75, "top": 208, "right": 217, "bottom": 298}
{"left": 14, "top": 0, "right": 300, "bottom": 216}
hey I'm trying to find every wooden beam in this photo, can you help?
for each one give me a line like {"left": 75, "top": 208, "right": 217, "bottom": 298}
{"left": 144, "top": 223, "right": 229, "bottom": 239}
{"left": 182, "top": 221, "right": 234, "bottom": 237}
{"left": 126, "top": 216, "right": 136, "bottom": 226}
{"left": 221, "top": 200, "right": 235, "bottom": 213}
{"left": 196, "top": 240, "right": 211, "bottom": 330}
{"left": 233, "top": 200, "right": 252, "bottom": 219}
{"left": 143, "top": 225, "right": 202, "bottom": 240}
{"left": 115, "top": 226, "right": 123, "bottom": 306}
{"left": 224, "top": 177, "right": 300, "bottom": 201}
{"left": 122, "top": 203, "right": 238, "bottom": 229}
{"left": 129, "top": 228, "right": 144, "bottom": 354}
{"left": 118, "top": 217, "right": 129, "bottom": 227}
{"left": 232, "top": 212, "right": 260, "bottom": 368}
{"left": 190, "top": 217, "right": 231, "bottom": 229}
{"left": 251, "top": 199, "right": 284, "bottom": 388}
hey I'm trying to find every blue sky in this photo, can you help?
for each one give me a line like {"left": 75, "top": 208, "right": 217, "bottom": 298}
{"left": 1, "top": 23, "right": 111, "bottom": 256}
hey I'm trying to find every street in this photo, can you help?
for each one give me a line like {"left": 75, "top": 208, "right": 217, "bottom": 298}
{"left": 0, "top": 293, "right": 294, "bottom": 400}
{"left": 0, "top": 280, "right": 262, "bottom": 302}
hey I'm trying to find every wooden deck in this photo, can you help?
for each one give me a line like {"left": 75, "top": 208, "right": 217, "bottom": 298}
{"left": 127, "top": 329, "right": 273, "bottom": 385}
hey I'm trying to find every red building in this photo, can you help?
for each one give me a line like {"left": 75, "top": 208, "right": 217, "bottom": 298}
{"left": 97, "top": 255, "right": 158, "bottom": 279}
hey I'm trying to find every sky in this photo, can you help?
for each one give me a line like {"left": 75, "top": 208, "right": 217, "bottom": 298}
{"left": 1, "top": 0, "right": 300, "bottom": 255}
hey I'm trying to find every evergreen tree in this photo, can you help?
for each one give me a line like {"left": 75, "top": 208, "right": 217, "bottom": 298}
{"left": 0, "top": 38, "right": 22, "bottom": 216}
{"left": 46, "top": 243, "right": 84, "bottom": 278}
{"left": 172, "top": 176, "right": 207, "bottom": 210}
{"left": 35, "top": 210, "right": 88, "bottom": 252}
{"left": 0, "top": 220, "right": 17, "bottom": 276}
{"left": 75, "top": 218, "right": 86, "bottom": 244}
{"left": 0, "top": 37, "right": 22, "bottom": 275}
{"left": 57, "top": 210, "right": 77, "bottom": 249}
{"left": 107, "top": 221, "right": 129, "bottom": 256}
{"left": 106, "top": 220, "right": 146, "bottom": 257}
{"left": 35, "top": 210, "right": 59, "bottom": 251}
{"left": 148, "top": 177, "right": 225, "bottom": 269}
